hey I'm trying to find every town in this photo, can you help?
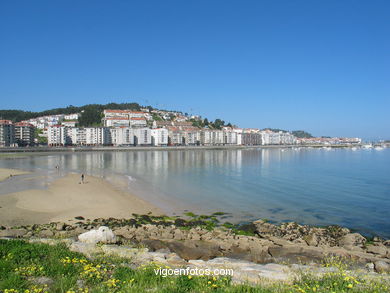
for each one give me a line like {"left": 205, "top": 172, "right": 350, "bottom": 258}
{"left": 0, "top": 108, "right": 361, "bottom": 147}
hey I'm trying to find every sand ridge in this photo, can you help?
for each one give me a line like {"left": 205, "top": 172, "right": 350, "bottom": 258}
{"left": 0, "top": 171, "right": 162, "bottom": 226}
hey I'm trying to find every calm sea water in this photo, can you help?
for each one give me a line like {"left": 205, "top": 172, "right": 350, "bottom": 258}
{"left": 1, "top": 147, "right": 389, "bottom": 237}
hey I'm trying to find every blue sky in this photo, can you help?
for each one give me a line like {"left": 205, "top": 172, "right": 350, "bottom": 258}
{"left": 0, "top": 0, "right": 389, "bottom": 139}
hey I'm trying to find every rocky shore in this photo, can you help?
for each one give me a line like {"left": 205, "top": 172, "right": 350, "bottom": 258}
{"left": 1, "top": 214, "right": 389, "bottom": 284}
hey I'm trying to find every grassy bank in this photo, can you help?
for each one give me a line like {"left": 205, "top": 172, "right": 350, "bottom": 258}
{"left": 0, "top": 239, "right": 388, "bottom": 293}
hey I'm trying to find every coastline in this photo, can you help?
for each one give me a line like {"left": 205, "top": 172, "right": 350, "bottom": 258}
{"left": 0, "top": 170, "right": 162, "bottom": 227}
{"left": 0, "top": 144, "right": 362, "bottom": 153}
{"left": 0, "top": 167, "right": 30, "bottom": 182}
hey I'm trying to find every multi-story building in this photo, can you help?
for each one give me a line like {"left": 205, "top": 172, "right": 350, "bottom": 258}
{"left": 130, "top": 117, "right": 147, "bottom": 128}
{"left": 64, "top": 113, "right": 79, "bottom": 120}
{"left": 102, "top": 110, "right": 147, "bottom": 127}
{"left": 61, "top": 120, "right": 77, "bottom": 127}
{"left": 104, "top": 117, "right": 131, "bottom": 127}
{"left": 222, "top": 128, "right": 239, "bottom": 145}
{"left": 133, "top": 128, "right": 151, "bottom": 145}
{"left": 14, "top": 122, "right": 35, "bottom": 146}
{"left": 47, "top": 125, "right": 67, "bottom": 146}
{"left": 110, "top": 127, "right": 135, "bottom": 146}
{"left": 200, "top": 129, "right": 224, "bottom": 145}
{"left": 151, "top": 128, "right": 168, "bottom": 146}
{"left": 0, "top": 120, "right": 15, "bottom": 147}
{"left": 242, "top": 133, "right": 262, "bottom": 145}
{"left": 85, "top": 127, "right": 110, "bottom": 145}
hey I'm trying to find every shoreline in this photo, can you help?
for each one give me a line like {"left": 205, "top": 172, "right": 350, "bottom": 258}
{"left": 0, "top": 169, "right": 162, "bottom": 227}
{"left": 0, "top": 167, "right": 30, "bottom": 182}
{"left": 0, "top": 144, "right": 364, "bottom": 153}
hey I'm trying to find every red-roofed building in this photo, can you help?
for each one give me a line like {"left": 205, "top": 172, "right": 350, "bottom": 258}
{"left": 15, "top": 122, "right": 35, "bottom": 146}
{"left": 0, "top": 120, "right": 15, "bottom": 147}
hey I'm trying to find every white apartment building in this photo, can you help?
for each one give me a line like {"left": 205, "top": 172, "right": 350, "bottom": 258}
{"left": 64, "top": 113, "right": 79, "bottom": 120}
{"left": 61, "top": 121, "right": 77, "bottom": 127}
{"left": 48, "top": 126, "right": 67, "bottom": 146}
{"left": 168, "top": 128, "right": 184, "bottom": 145}
{"left": 102, "top": 110, "right": 146, "bottom": 127}
{"left": 200, "top": 130, "right": 224, "bottom": 145}
{"left": 133, "top": 128, "right": 151, "bottom": 145}
{"left": 151, "top": 128, "right": 168, "bottom": 146}
{"left": 222, "top": 128, "right": 238, "bottom": 145}
{"left": 104, "top": 117, "right": 131, "bottom": 127}
{"left": 280, "top": 132, "right": 296, "bottom": 145}
{"left": 130, "top": 117, "right": 147, "bottom": 128}
{"left": 260, "top": 131, "right": 280, "bottom": 145}
{"left": 110, "top": 127, "right": 135, "bottom": 146}
{"left": 85, "top": 127, "right": 110, "bottom": 145}
{"left": 186, "top": 130, "right": 200, "bottom": 145}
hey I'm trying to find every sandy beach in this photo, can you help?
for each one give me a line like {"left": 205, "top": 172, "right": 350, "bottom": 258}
{"left": 0, "top": 168, "right": 30, "bottom": 182}
{"left": 0, "top": 170, "right": 162, "bottom": 227}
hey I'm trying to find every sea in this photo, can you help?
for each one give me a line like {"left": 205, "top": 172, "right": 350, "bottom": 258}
{"left": 0, "top": 147, "right": 389, "bottom": 238}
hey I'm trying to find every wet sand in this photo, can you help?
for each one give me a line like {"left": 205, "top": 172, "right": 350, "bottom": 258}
{"left": 0, "top": 170, "right": 162, "bottom": 227}
{"left": 0, "top": 168, "right": 30, "bottom": 182}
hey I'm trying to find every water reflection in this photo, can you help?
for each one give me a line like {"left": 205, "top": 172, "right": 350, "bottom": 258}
{"left": 0, "top": 148, "right": 389, "bottom": 237}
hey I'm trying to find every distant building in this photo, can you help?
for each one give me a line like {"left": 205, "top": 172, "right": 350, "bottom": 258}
{"left": 151, "top": 128, "right": 168, "bottom": 146}
{"left": 48, "top": 126, "right": 67, "bottom": 146}
{"left": 133, "top": 128, "right": 152, "bottom": 146}
{"left": 14, "top": 122, "right": 35, "bottom": 146}
{"left": 200, "top": 130, "right": 224, "bottom": 145}
{"left": 102, "top": 110, "right": 147, "bottom": 127}
{"left": 64, "top": 113, "right": 79, "bottom": 120}
{"left": 110, "top": 127, "right": 135, "bottom": 146}
{"left": 61, "top": 120, "right": 77, "bottom": 127}
{"left": 242, "top": 133, "right": 262, "bottom": 145}
{"left": 0, "top": 120, "right": 15, "bottom": 147}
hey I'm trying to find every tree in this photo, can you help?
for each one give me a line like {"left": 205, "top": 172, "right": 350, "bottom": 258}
{"left": 292, "top": 130, "right": 313, "bottom": 138}
{"left": 78, "top": 106, "right": 102, "bottom": 127}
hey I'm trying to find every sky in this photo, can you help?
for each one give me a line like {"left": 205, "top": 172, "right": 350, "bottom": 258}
{"left": 0, "top": 1, "right": 389, "bottom": 139}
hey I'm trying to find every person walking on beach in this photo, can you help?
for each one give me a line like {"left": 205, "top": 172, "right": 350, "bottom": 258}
{"left": 80, "top": 173, "right": 85, "bottom": 184}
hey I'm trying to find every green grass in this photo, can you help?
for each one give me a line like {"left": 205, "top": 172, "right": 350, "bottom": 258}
{"left": 0, "top": 240, "right": 388, "bottom": 293}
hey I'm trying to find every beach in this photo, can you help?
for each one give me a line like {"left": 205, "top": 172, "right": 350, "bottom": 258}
{"left": 0, "top": 167, "right": 30, "bottom": 182}
{"left": 0, "top": 169, "right": 162, "bottom": 227}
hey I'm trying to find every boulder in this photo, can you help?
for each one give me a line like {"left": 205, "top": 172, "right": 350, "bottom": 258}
{"left": 166, "top": 240, "right": 222, "bottom": 260}
{"left": 78, "top": 226, "right": 116, "bottom": 244}
{"left": 253, "top": 220, "right": 281, "bottom": 238}
{"left": 0, "top": 228, "right": 27, "bottom": 238}
{"left": 366, "top": 244, "right": 388, "bottom": 257}
{"left": 338, "top": 233, "right": 366, "bottom": 249}
{"left": 374, "top": 260, "right": 390, "bottom": 273}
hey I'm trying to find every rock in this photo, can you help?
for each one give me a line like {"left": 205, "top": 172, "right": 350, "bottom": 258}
{"left": 253, "top": 220, "right": 281, "bottom": 238}
{"left": 338, "top": 233, "right": 366, "bottom": 249}
{"left": 30, "top": 276, "right": 54, "bottom": 286}
{"left": 366, "top": 244, "right": 388, "bottom": 256}
{"left": 268, "top": 245, "right": 325, "bottom": 263}
{"left": 366, "top": 262, "right": 375, "bottom": 272}
{"left": 78, "top": 226, "right": 117, "bottom": 244}
{"left": 166, "top": 240, "right": 222, "bottom": 260}
{"left": 38, "top": 230, "right": 54, "bottom": 238}
{"left": 0, "top": 228, "right": 27, "bottom": 238}
{"left": 173, "top": 229, "right": 184, "bottom": 240}
{"left": 75, "top": 216, "right": 85, "bottom": 220}
{"left": 374, "top": 260, "right": 390, "bottom": 273}
{"left": 383, "top": 240, "right": 390, "bottom": 247}
{"left": 55, "top": 222, "right": 66, "bottom": 231}
{"left": 304, "top": 233, "right": 319, "bottom": 246}
{"left": 76, "top": 279, "right": 86, "bottom": 288}
{"left": 70, "top": 242, "right": 100, "bottom": 257}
